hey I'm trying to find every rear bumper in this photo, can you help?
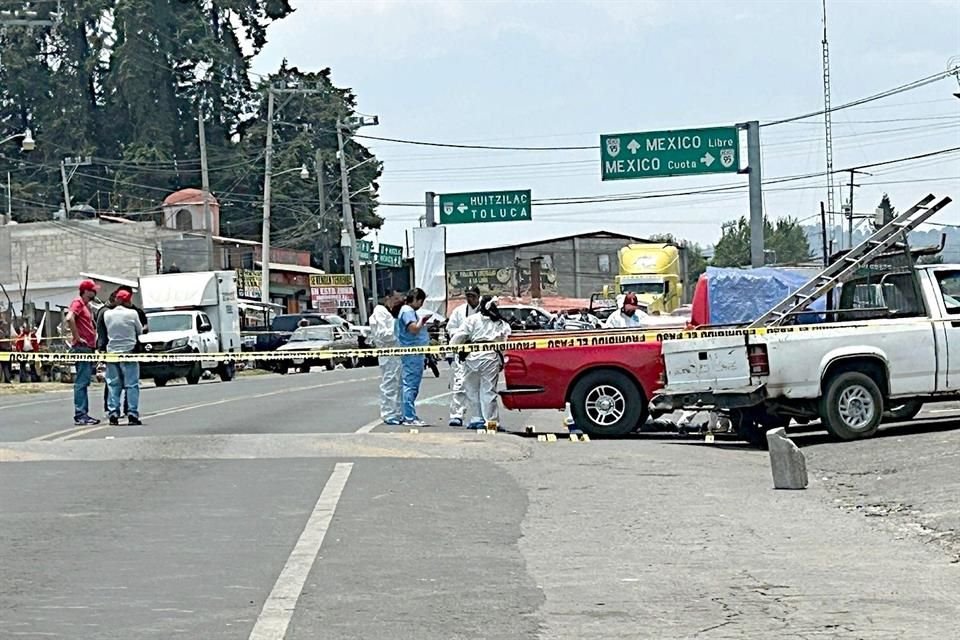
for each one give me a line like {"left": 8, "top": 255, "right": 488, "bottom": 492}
{"left": 499, "top": 386, "right": 554, "bottom": 410}
{"left": 651, "top": 383, "right": 768, "bottom": 411}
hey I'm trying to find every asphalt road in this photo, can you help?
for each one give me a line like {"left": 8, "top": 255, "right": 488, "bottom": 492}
{"left": 1, "top": 365, "right": 959, "bottom": 639}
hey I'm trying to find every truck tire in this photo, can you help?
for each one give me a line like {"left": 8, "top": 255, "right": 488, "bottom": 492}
{"left": 154, "top": 377, "right": 168, "bottom": 388}
{"left": 569, "top": 370, "right": 644, "bottom": 437}
{"left": 298, "top": 364, "right": 311, "bottom": 374}
{"left": 218, "top": 363, "right": 236, "bottom": 382}
{"left": 882, "top": 399, "right": 923, "bottom": 423}
{"left": 186, "top": 362, "right": 202, "bottom": 385}
{"left": 730, "top": 409, "right": 769, "bottom": 449}
{"left": 820, "top": 371, "right": 883, "bottom": 440}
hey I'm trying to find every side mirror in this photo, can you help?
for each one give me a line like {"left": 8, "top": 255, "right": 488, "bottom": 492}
{"left": 199, "top": 322, "right": 212, "bottom": 333}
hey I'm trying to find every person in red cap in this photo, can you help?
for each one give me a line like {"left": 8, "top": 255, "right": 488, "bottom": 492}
{"left": 603, "top": 292, "right": 644, "bottom": 329}
{"left": 65, "top": 279, "right": 100, "bottom": 425}
{"left": 103, "top": 287, "right": 143, "bottom": 425}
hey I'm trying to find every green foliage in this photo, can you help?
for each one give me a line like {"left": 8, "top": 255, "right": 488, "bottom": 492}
{"left": 711, "top": 215, "right": 812, "bottom": 267}
{"left": 647, "top": 233, "right": 708, "bottom": 281}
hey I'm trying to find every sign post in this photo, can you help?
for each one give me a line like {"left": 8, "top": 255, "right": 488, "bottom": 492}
{"left": 438, "top": 189, "right": 532, "bottom": 225}
{"left": 600, "top": 126, "right": 740, "bottom": 181}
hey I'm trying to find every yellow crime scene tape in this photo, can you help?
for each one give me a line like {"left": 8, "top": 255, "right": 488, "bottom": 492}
{"left": 0, "top": 322, "right": 866, "bottom": 364}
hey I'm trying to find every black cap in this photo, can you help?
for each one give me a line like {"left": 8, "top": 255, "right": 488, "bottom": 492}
{"left": 465, "top": 286, "right": 481, "bottom": 296}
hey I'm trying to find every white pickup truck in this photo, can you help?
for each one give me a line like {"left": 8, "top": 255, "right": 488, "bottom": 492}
{"left": 652, "top": 264, "right": 960, "bottom": 445}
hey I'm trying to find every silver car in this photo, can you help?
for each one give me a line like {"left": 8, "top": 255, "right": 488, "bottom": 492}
{"left": 274, "top": 325, "right": 360, "bottom": 374}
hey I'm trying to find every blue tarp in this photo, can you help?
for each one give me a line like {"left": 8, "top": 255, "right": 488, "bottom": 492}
{"left": 706, "top": 266, "right": 827, "bottom": 325}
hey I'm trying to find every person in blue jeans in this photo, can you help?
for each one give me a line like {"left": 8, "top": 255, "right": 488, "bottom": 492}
{"left": 396, "top": 287, "right": 431, "bottom": 426}
{"left": 65, "top": 279, "right": 101, "bottom": 425}
{"left": 103, "top": 289, "right": 144, "bottom": 426}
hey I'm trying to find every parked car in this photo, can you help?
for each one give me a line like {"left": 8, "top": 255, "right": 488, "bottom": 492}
{"left": 498, "top": 304, "right": 554, "bottom": 330}
{"left": 271, "top": 324, "right": 360, "bottom": 374}
{"left": 252, "top": 313, "right": 333, "bottom": 355}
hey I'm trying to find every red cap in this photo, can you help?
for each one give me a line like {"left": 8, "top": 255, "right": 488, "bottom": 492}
{"left": 115, "top": 289, "right": 132, "bottom": 303}
{"left": 623, "top": 292, "right": 639, "bottom": 307}
{"left": 79, "top": 279, "right": 99, "bottom": 293}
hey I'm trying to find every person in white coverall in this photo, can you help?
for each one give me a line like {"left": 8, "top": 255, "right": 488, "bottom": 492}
{"left": 445, "top": 286, "right": 481, "bottom": 426}
{"left": 369, "top": 290, "right": 404, "bottom": 425}
{"left": 449, "top": 296, "right": 512, "bottom": 429}
{"left": 603, "top": 292, "right": 643, "bottom": 329}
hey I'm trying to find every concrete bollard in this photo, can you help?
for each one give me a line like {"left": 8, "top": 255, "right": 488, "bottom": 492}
{"left": 766, "top": 427, "right": 808, "bottom": 490}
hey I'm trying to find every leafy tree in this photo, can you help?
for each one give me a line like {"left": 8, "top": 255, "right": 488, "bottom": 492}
{"left": 711, "top": 215, "right": 812, "bottom": 267}
{"left": 0, "top": 0, "right": 293, "bottom": 218}
{"left": 648, "top": 233, "right": 707, "bottom": 281}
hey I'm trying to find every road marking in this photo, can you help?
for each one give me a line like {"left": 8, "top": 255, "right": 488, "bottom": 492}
{"left": 0, "top": 397, "right": 67, "bottom": 411}
{"left": 42, "top": 376, "right": 378, "bottom": 442}
{"left": 29, "top": 425, "right": 87, "bottom": 442}
{"left": 248, "top": 462, "right": 353, "bottom": 640}
{"left": 354, "top": 390, "right": 454, "bottom": 434}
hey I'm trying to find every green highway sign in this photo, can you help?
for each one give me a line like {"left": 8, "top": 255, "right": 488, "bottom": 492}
{"left": 600, "top": 126, "right": 740, "bottom": 181}
{"left": 375, "top": 243, "right": 403, "bottom": 268}
{"left": 439, "top": 189, "right": 532, "bottom": 225}
{"left": 356, "top": 239, "right": 374, "bottom": 261}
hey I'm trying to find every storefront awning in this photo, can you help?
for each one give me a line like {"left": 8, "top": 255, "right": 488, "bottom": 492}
{"left": 254, "top": 261, "right": 324, "bottom": 275}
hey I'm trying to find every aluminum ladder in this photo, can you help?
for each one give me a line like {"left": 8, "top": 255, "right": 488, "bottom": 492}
{"left": 748, "top": 193, "right": 953, "bottom": 328}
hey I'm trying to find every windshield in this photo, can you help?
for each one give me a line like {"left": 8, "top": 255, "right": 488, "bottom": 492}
{"left": 273, "top": 315, "right": 327, "bottom": 332}
{"left": 147, "top": 314, "right": 193, "bottom": 332}
{"left": 289, "top": 326, "right": 335, "bottom": 342}
{"left": 621, "top": 282, "right": 666, "bottom": 296}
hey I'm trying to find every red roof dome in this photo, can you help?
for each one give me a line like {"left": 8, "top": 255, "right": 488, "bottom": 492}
{"left": 162, "top": 188, "right": 219, "bottom": 207}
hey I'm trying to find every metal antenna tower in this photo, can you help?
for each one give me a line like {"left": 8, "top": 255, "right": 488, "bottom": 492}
{"left": 821, "top": 0, "right": 837, "bottom": 251}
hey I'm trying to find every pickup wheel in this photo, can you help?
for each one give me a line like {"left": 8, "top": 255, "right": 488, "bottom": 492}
{"left": 730, "top": 410, "right": 769, "bottom": 449}
{"left": 569, "top": 370, "right": 644, "bottom": 437}
{"left": 820, "top": 371, "right": 883, "bottom": 440}
{"left": 186, "top": 361, "right": 202, "bottom": 385}
{"left": 882, "top": 400, "right": 923, "bottom": 423}
{"left": 218, "top": 363, "right": 236, "bottom": 382}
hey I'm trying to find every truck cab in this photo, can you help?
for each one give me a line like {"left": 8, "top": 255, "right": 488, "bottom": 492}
{"left": 615, "top": 244, "right": 683, "bottom": 314}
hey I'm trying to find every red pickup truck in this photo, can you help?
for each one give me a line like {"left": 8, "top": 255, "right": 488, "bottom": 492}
{"left": 500, "top": 329, "right": 668, "bottom": 436}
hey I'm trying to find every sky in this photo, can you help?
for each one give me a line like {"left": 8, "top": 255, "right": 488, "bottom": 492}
{"left": 251, "top": 0, "right": 960, "bottom": 256}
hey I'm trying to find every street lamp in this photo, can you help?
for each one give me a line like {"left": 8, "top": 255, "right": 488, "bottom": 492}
{"left": 2, "top": 128, "right": 35, "bottom": 224}
{"left": 0, "top": 128, "right": 35, "bottom": 152}
{"left": 272, "top": 164, "right": 309, "bottom": 180}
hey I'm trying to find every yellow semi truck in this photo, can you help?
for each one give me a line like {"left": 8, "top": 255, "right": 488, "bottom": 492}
{"left": 614, "top": 243, "right": 683, "bottom": 314}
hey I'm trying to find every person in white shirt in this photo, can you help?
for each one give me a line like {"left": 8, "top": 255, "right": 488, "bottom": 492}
{"left": 449, "top": 296, "right": 512, "bottom": 430}
{"left": 369, "top": 290, "right": 404, "bottom": 425}
{"left": 604, "top": 292, "right": 644, "bottom": 329}
{"left": 445, "top": 286, "right": 481, "bottom": 426}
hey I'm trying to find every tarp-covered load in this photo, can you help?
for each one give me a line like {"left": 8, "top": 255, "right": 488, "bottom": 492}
{"left": 702, "top": 266, "right": 827, "bottom": 325}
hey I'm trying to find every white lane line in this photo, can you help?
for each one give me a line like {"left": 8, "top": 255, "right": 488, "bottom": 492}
{"left": 248, "top": 462, "right": 354, "bottom": 640}
{"left": 52, "top": 376, "right": 378, "bottom": 441}
{"left": 0, "top": 396, "right": 67, "bottom": 411}
{"left": 353, "top": 390, "right": 454, "bottom": 434}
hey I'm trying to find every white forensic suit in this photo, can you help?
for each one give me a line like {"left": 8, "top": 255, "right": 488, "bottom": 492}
{"left": 369, "top": 304, "right": 402, "bottom": 423}
{"left": 603, "top": 310, "right": 643, "bottom": 329}
{"left": 445, "top": 301, "right": 479, "bottom": 424}
{"left": 449, "top": 312, "right": 512, "bottom": 428}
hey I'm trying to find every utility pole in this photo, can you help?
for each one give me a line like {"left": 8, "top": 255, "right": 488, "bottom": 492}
{"left": 315, "top": 149, "right": 331, "bottom": 273}
{"left": 425, "top": 191, "right": 436, "bottom": 227}
{"left": 259, "top": 83, "right": 326, "bottom": 304}
{"left": 337, "top": 116, "right": 369, "bottom": 324}
{"left": 198, "top": 103, "right": 214, "bottom": 269}
{"left": 745, "top": 121, "right": 764, "bottom": 268}
{"left": 821, "top": 0, "right": 837, "bottom": 248}
{"left": 260, "top": 87, "right": 275, "bottom": 304}
{"left": 60, "top": 161, "right": 72, "bottom": 215}
{"left": 820, "top": 201, "right": 829, "bottom": 267}
{"left": 844, "top": 168, "right": 872, "bottom": 247}
{"left": 5, "top": 172, "right": 10, "bottom": 226}
{"left": 59, "top": 156, "right": 91, "bottom": 217}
